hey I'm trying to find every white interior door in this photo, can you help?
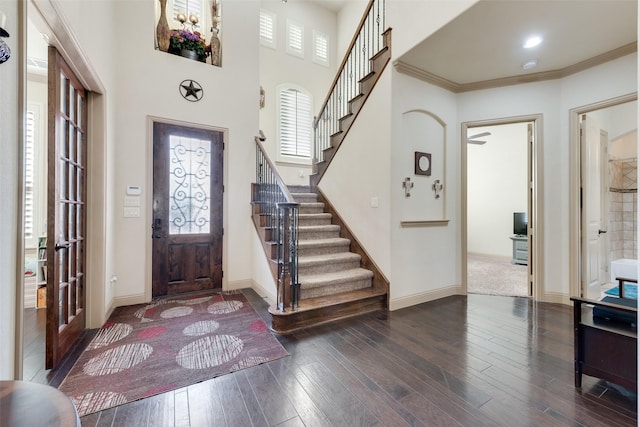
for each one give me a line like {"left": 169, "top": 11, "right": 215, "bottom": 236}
{"left": 580, "top": 114, "right": 604, "bottom": 299}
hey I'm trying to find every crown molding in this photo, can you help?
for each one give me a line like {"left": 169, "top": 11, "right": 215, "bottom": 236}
{"left": 394, "top": 42, "right": 637, "bottom": 93}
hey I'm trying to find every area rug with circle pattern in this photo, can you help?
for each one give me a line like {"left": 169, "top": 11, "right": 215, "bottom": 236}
{"left": 58, "top": 290, "right": 288, "bottom": 417}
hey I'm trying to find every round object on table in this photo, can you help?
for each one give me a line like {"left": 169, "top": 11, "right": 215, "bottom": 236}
{"left": 0, "top": 380, "right": 80, "bottom": 427}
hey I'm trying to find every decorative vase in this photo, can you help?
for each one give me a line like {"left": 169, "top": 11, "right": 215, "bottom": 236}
{"left": 180, "top": 49, "right": 199, "bottom": 61}
{"left": 210, "top": 29, "right": 221, "bottom": 67}
{"left": 156, "top": 0, "right": 171, "bottom": 52}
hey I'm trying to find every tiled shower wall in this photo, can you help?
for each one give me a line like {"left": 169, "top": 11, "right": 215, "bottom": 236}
{"left": 609, "top": 158, "right": 637, "bottom": 261}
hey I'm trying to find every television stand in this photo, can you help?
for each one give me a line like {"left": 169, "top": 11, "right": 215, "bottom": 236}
{"left": 510, "top": 235, "right": 528, "bottom": 265}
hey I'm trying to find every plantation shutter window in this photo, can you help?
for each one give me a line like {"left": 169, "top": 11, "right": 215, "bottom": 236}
{"left": 260, "top": 9, "right": 276, "bottom": 49}
{"left": 173, "top": 0, "right": 202, "bottom": 22}
{"left": 313, "top": 30, "right": 329, "bottom": 66}
{"left": 25, "top": 110, "right": 36, "bottom": 243}
{"left": 286, "top": 20, "right": 304, "bottom": 58}
{"left": 278, "top": 86, "right": 312, "bottom": 162}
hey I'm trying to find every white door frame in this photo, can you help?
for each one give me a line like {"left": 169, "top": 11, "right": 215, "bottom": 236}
{"left": 461, "top": 114, "right": 544, "bottom": 300}
{"left": 569, "top": 93, "right": 637, "bottom": 298}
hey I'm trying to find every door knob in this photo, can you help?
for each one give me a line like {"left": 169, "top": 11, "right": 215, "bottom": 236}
{"left": 152, "top": 218, "right": 165, "bottom": 238}
{"left": 598, "top": 229, "right": 607, "bottom": 235}
{"left": 55, "top": 241, "right": 71, "bottom": 251}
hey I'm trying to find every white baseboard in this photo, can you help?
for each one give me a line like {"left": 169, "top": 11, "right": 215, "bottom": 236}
{"left": 113, "top": 293, "right": 150, "bottom": 309}
{"left": 248, "top": 281, "right": 276, "bottom": 307}
{"left": 226, "top": 279, "right": 255, "bottom": 291}
{"left": 227, "top": 278, "right": 276, "bottom": 307}
{"left": 541, "top": 291, "right": 569, "bottom": 305}
{"left": 390, "top": 285, "right": 463, "bottom": 311}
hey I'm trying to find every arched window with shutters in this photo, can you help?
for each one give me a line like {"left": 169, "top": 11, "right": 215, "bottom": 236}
{"left": 277, "top": 84, "right": 313, "bottom": 164}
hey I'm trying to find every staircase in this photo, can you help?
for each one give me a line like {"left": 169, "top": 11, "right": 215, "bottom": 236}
{"left": 252, "top": 0, "right": 391, "bottom": 334}
{"left": 264, "top": 186, "right": 386, "bottom": 334}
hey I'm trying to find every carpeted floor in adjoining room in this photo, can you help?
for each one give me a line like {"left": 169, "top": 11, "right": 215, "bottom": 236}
{"left": 467, "top": 253, "right": 528, "bottom": 297}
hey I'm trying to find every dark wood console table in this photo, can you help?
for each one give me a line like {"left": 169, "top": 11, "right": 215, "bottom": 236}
{"left": 0, "top": 380, "right": 80, "bottom": 427}
{"left": 571, "top": 297, "right": 637, "bottom": 391}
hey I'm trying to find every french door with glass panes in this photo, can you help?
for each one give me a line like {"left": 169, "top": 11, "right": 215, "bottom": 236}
{"left": 46, "top": 47, "right": 88, "bottom": 369}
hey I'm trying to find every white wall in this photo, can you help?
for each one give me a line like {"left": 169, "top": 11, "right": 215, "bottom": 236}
{"left": 0, "top": 0, "right": 20, "bottom": 379}
{"left": 320, "top": 70, "right": 393, "bottom": 277}
{"left": 335, "top": 0, "right": 367, "bottom": 61}
{"left": 258, "top": 0, "right": 337, "bottom": 185}
{"left": 50, "top": 0, "right": 261, "bottom": 309}
{"left": 388, "top": 0, "right": 476, "bottom": 59}
{"left": 110, "top": 0, "right": 261, "bottom": 303}
{"left": 389, "top": 70, "right": 460, "bottom": 308}
{"left": 587, "top": 101, "right": 637, "bottom": 142}
{"left": 467, "top": 123, "right": 528, "bottom": 257}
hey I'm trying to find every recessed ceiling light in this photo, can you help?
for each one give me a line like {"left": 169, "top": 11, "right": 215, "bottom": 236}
{"left": 522, "top": 59, "right": 538, "bottom": 70}
{"left": 524, "top": 36, "right": 542, "bottom": 49}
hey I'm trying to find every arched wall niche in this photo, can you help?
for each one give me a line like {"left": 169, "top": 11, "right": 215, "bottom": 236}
{"left": 400, "top": 109, "right": 447, "bottom": 224}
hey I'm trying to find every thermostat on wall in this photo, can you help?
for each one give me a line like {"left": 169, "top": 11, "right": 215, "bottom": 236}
{"left": 126, "top": 186, "right": 142, "bottom": 196}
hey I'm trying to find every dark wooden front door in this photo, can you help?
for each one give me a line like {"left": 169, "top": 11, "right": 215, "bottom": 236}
{"left": 152, "top": 122, "right": 224, "bottom": 297}
{"left": 46, "top": 47, "right": 88, "bottom": 369}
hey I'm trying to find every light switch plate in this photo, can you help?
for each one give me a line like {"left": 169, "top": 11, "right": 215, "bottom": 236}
{"left": 124, "top": 207, "right": 140, "bottom": 218}
{"left": 124, "top": 196, "right": 141, "bottom": 207}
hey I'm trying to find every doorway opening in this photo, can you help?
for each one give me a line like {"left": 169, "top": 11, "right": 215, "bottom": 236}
{"left": 462, "top": 115, "right": 541, "bottom": 299}
{"left": 570, "top": 95, "right": 637, "bottom": 300}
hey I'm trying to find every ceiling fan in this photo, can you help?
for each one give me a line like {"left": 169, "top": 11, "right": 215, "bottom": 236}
{"left": 467, "top": 131, "right": 491, "bottom": 145}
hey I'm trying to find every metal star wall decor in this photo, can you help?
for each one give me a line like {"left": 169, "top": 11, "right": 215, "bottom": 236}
{"left": 179, "top": 79, "right": 203, "bottom": 102}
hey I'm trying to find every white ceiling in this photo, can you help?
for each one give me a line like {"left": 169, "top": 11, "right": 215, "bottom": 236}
{"left": 396, "top": 0, "right": 637, "bottom": 90}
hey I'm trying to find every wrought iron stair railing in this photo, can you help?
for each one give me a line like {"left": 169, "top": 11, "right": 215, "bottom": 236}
{"left": 254, "top": 133, "right": 300, "bottom": 312}
{"left": 313, "top": 0, "right": 388, "bottom": 173}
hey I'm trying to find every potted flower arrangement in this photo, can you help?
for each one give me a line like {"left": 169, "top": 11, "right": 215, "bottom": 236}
{"left": 169, "top": 29, "right": 208, "bottom": 62}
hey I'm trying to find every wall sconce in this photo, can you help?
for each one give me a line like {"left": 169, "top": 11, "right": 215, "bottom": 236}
{"left": 432, "top": 179, "right": 444, "bottom": 199}
{"left": 402, "top": 177, "right": 414, "bottom": 197}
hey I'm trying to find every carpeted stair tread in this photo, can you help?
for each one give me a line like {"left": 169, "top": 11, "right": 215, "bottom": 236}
{"left": 299, "top": 224, "right": 341, "bottom": 232}
{"left": 298, "top": 252, "right": 361, "bottom": 267}
{"left": 299, "top": 268, "right": 373, "bottom": 288}
{"left": 291, "top": 193, "right": 318, "bottom": 203}
{"left": 298, "top": 237, "right": 351, "bottom": 249}
{"left": 298, "top": 252, "right": 361, "bottom": 276}
{"left": 298, "top": 202, "right": 325, "bottom": 214}
{"left": 298, "top": 213, "right": 332, "bottom": 226}
{"left": 298, "top": 224, "right": 341, "bottom": 240}
{"left": 287, "top": 185, "right": 312, "bottom": 193}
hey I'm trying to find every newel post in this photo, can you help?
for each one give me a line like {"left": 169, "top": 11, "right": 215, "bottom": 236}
{"left": 276, "top": 202, "right": 299, "bottom": 312}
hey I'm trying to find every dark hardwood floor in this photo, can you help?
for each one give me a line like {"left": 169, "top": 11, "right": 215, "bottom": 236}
{"left": 26, "top": 290, "right": 637, "bottom": 426}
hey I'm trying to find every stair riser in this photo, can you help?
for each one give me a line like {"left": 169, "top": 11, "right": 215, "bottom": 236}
{"left": 297, "top": 244, "right": 349, "bottom": 257}
{"left": 269, "top": 293, "right": 386, "bottom": 335}
{"left": 299, "top": 229, "right": 341, "bottom": 240}
{"left": 300, "top": 278, "right": 372, "bottom": 300}
{"left": 292, "top": 194, "right": 318, "bottom": 203}
{"left": 298, "top": 205, "right": 325, "bottom": 214}
{"left": 287, "top": 186, "right": 311, "bottom": 193}
{"left": 298, "top": 259, "right": 361, "bottom": 276}
{"left": 298, "top": 217, "right": 332, "bottom": 226}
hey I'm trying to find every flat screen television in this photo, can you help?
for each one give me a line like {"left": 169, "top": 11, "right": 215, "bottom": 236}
{"left": 514, "top": 212, "right": 527, "bottom": 236}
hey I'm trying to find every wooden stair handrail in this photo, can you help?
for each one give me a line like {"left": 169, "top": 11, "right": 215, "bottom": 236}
{"left": 313, "top": 0, "right": 378, "bottom": 129}
{"left": 254, "top": 134, "right": 299, "bottom": 313}
{"left": 255, "top": 136, "right": 296, "bottom": 204}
